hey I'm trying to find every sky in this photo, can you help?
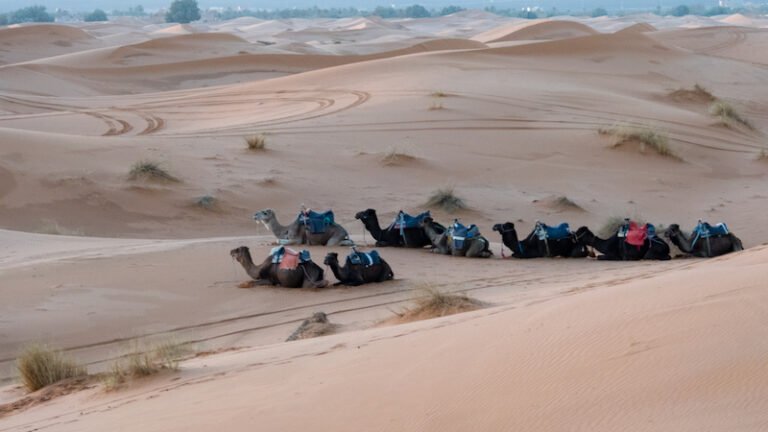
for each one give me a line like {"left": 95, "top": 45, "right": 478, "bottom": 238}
{"left": 0, "top": 0, "right": 724, "bottom": 13}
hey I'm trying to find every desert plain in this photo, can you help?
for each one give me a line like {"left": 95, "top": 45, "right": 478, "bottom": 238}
{"left": 1, "top": 11, "right": 768, "bottom": 431}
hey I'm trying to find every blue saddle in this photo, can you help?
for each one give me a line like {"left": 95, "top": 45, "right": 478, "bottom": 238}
{"left": 450, "top": 220, "right": 479, "bottom": 249}
{"left": 270, "top": 246, "right": 311, "bottom": 264}
{"left": 391, "top": 210, "right": 431, "bottom": 230}
{"left": 347, "top": 249, "right": 382, "bottom": 267}
{"left": 534, "top": 222, "right": 572, "bottom": 241}
{"left": 691, "top": 221, "right": 729, "bottom": 247}
{"left": 298, "top": 209, "right": 335, "bottom": 234}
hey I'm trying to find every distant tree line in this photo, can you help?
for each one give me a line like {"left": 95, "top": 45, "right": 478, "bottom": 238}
{"left": 214, "top": 4, "right": 467, "bottom": 20}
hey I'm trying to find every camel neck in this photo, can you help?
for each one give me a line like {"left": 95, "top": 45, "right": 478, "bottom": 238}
{"left": 363, "top": 215, "right": 383, "bottom": 240}
{"left": 327, "top": 260, "right": 345, "bottom": 281}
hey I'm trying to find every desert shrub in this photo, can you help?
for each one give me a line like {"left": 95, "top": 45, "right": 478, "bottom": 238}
{"left": 244, "top": 134, "right": 267, "bottom": 151}
{"left": 425, "top": 187, "right": 468, "bottom": 213}
{"left": 389, "top": 286, "right": 483, "bottom": 323}
{"left": 600, "top": 123, "right": 677, "bottom": 159}
{"left": 195, "top": 195, "right": 216, "bottom": 209}
{"left": 128, "top": 160, "right": 178, "bottom": 182}
{"left": 17, "top": 345, "right": 86, "bottom": 392}
{"left": 431, "top": 91, "right": 448, "bottom": 97}
{"left": 104, "top": 341, "right": 188, "bottom": 390}
{"left": 709, "top": 100, "right": 753, "bottom": 129}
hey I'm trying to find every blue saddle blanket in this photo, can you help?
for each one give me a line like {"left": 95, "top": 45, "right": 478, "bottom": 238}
{"left": 391, "top": 211, "right": 431, "bottom": 230}
{"left": 534, "top": 222, "right": 572, "bottom": 241}
{"left": 270, "top": 246, "right": 311, "bottom": 264}
{"left": 693, "top": 221, "right": 729, "bottom": 239}
{"left": 298, "top": 210, "right": 335, "bottom": 234}
{"left": 450, "top": 221, "right": 479, "bottom": 249}
{"left": 347, "top": 250, "right": 382, "bottom": 267}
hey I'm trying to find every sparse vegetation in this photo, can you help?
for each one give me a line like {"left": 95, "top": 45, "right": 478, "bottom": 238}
{"left": 128, "top": 160, "right": 179, "bottom": 182}
{"left": 244, "top": 134, "right": 267, "bottom": 151}
{"left": 195, "top": 195, "right": 216, "bottom": 210}
{"left": 669, "top": 84, "right": 715, "bottom": 103}
{"left": 553, "top": 196, "right": 583, "bottom": 211}
{"left": 425, "top": 187, "right": 468, "bottom": 213}
{"left": 17, "top": 345, "right": 86, "bottom": 392}
{"left": 380, "top": 148, "right": 416, "bottom": 166}
{"left": 430, "top": 91, "right": 448, "bottom": 97}
{"left": 387, "top": 286, "right": 484, "bottom": 324}
{"left": 709, "top": 100, "right": 753, "bottom": 130}
{"left": 758, "top": 148, "right": 768, "bottom": 161}
{"left": 103, "top": 340, "right": 188, "bottom": 390}
{"left": 600, "top": 123, "right": 678, "bottom": 159}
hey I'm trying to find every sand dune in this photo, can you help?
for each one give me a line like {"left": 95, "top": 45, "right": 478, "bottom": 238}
{"left": 474, "top": 20, "right": 598, "bottom": 43}
{"left": 1, "top": 15, "right": 768, "bottom": 431}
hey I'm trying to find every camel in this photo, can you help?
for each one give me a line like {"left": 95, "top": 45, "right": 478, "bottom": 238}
{"left": 230, "top": 246, "right": 328, "bottom": 288}
{"left": 574, "top": 226, "right": 671, "bottom": 261}
{"left": 354, "top": 209, "right": 436, "bottom": 248}
{"left": 421, "top": 217, "right": 492, "bottom": 258}
{"left": 665, "top": 223, "right": 743, "bottom": 257}
{"left": 492, "top": 222, "right": 588, "bottom": 258}
{"left": 323, "top": 250, "right": 394, "bottom": 286}
{"left": 253, "top": 208, "right": 353, "bottom": 246}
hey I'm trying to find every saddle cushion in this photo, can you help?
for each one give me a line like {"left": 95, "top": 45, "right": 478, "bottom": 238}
{"left": 391, "top": 211, "right": 431, "bottom": 230}
{"left": 298, "top": 210, "right": 335, "bottom": 234}
{"left": 451, "top": 221, "right": 479, "bottom": 249}
{"left": 625, "top": 221, "right": 648, "bottom": 247}
{"left": 270, "top": 246, "right": 311, "bottom": 270}
{"left": 693, "top": 221, "right": 729, "bottom": 238}
{"left": 535, "top": 222, "right": 572, "bottom": 241}
{"left": 347, "top": 250, "right": 382, "bottom": 267}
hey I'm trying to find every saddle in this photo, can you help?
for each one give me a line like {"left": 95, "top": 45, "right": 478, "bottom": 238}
{"left": 534, "top": 222, "right": 572, "bottom": 241}
{"left": 298, "top": 209, "right": 335, "bottom": 234}
{"left": 692, "top": 221, "right": 729, "bottom": 247}
{"left": 347, "top": 249, "right": 382, "bottom": 267}
{"left": 390, "top": 210, "right": 431, "bottom": 230}
{"left": 450, "top": 220, "right": 479, "bottom": 249}
{"left": 623, "top": 221, "right": 648, "bottom": 247}
{"left": 270, "top": 246, "right": 311, "bottom": 270}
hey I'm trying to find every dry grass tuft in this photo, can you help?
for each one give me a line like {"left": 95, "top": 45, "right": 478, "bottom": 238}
{"left": 669, "top": 83, "right": 715, "bottom": 103}
{"left": 387, "top": 286, "right": 484, "bottom": 324}
{"left": 244, "top": 134, "right": 267, "bottom": 151}
{"left": 103, "top": 341, "right": 188, "bottom": 391}
{"left": 430, "top": 91, "right": 449, "bottom": 97}
{"left": 709, "top": 100, "right": 753, "bottom": 129}
{"left": 425, "top": 187, "right": 468, "bottom": 213}
{"left": 600, "top": 123, "right": 678, "bottom": 159}
{"left": 553, "top": 196, "right": 583, "bottom": 211}
{"left": 757, "top": 148, "right": 768, "bottom": 161}
{"left": 37, "top": 219, "right": 84, "bottom": 236}
{"left": 16, "top": 345, "right": 86, "bottom": 392}
{"left": 128, "top": 160, "right": 178, "bottom": 182}
{"left": 380, "top": 148, "right": 417, "bottom": 166}
{"left": 195, "top": 195, "right": 217, "bottom": 210}
{"left": 286, "top": 312, "right": 338, "bottom": 341}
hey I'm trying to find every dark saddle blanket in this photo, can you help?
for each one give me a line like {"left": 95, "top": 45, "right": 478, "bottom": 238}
{"left": 450, "top": 220, "right": 480, "bottom": 249}
{"left": 391, "top": 211, "right": 431, "bottom": 230}
{"left": 347, "top": 249, "right": 382, "bottom": 267}
{"left": 693, "top": 221, "right": 729, "bottom": 239}
{"left": 298, "top": 209, "right": 335, "bottom": 234}
{"left": 270, "top": 246, "right": 311, "bottom": 270}
{"left": 534, "top": 222, "right": 572, "bottom": 241}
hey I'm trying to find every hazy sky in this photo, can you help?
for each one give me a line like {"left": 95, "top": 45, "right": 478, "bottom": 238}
{"left": 0, "top": 0, "right": 716, "bottom": 13}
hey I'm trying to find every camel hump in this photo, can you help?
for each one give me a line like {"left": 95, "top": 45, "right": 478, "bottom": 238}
{"left": 298, "top": 209, "right": 336, "bottom": 234}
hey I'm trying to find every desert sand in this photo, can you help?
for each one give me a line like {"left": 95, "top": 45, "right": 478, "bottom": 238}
{"left": 1, "top": 12, "right": 768, "bottom": 431}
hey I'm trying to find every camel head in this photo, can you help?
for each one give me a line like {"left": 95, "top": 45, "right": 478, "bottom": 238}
{"left": 664, "top": 224, "right": 681, "bottom": 238}
{"left": 253, "top": 208, "right": 276, "bottom": 222}
{"left": 323, "top": 252, "right": 339, "bottom": 266}
{"left": 574, "top": 226, "right": 594, "bottom": 244}
{"left": 230, "top": 246, "right": 250, "bottom": 264}
{"left": 355, "top": 209, "right": 376, "bottom": 221}
{"left": 492, "top": 222, "right": 515, "bottom": 233}
{"left": 420, "top": 216, "right": 434, "bottom": 227}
